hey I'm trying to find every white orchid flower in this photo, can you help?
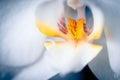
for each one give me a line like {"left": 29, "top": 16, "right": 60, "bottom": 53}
{"left": 12, "top": 0, "right": 104, "bottom": 80}
{"left": 4, "top": 0, "right": 120, "bottom": 80}
{"left": 35, "top": 0, "right": 104, "bottom": 76}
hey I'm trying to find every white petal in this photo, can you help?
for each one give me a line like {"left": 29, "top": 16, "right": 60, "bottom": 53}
{"left": 0, "top": 1, "right": 46, "bottom": 67}
{"left": 87, "top": 0, "right": 120, "bottom": 79}
{"left": 45, "top": 41, "right": 102, "bottom": 75}
{"left": 89, "top": 32, "right": 115, "bottom": 80}
{"left": 97, "top": 0, "right": 120, "bottom": 77}
{"left": 13, "top": 51, "right": 58, "bottom": 80}
{"left": 36, "top": 0, "right": 64, "bottom": 30}
{"left": 87, "top": 2, "right": 104, "bottom": 40}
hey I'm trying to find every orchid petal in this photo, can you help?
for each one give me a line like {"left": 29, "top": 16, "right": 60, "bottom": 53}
{"left": 87, "top": 3, "right": 104, "bottom": 40}
{"left": 36, "top": 19, "right": 61, "bottom": 37}
{"left": 13, "top": 51, "right": 59, "bottom": 80}
{"left": 103, "top": 2, "right": 120, "bottom": 76}
{"left": 87, "top": 1, "right": 120, "bottom": 79}
{"left": 73, "top": 43, "right": 102, "bottom": 72}
{"left": 35, "top": 0, "right": 64, "bottom": 37}
{"left": 44, "top": 40, "right": 102, "bottom": 75}
{"left": 0, "top": 1, "right": 45, "bottom": 67}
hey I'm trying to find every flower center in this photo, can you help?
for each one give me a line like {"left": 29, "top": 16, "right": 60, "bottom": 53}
{"left": 67, "top": 18, "right": 88, "bottom": 40}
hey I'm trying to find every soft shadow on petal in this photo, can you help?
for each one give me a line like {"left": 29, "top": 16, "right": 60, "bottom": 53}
{"left": 0, "top": 1, "right": 46, "bottom": 67}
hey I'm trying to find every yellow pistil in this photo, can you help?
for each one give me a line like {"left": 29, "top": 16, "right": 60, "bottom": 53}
{"left": 67, "top": 18, "right": 87, "bottom": 41}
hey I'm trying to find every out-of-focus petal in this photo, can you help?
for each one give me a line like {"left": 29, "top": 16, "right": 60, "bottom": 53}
{"left": 44, "top": 40, "right": 102, "bottom": 75}
{"left": 35, "top": 0, "right": 64, "bottom": 32}
{"left": 72, "top": 43, "right": 102, "bottom": 72}
{"left": 0, "top": 1, "right": 45, "bottom": 67}
{"left": 103, "top": 1, "right": 120, "bottom": 76}
{"left": 66, "top": 0, "right": 84, "bottom": 9}
{"left": 87, "top": 3, "right": 104, "bottom": 40}
{"left": 88, "top": 0, "right": 120, "bottom": 79}
{"left": 13, "top": 51, "right": 59, "bottom": 80}
{"left": 36, "top": 19, "right": 61, "bottom": 37}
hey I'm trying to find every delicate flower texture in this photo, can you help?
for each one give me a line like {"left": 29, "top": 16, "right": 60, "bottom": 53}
{"left": 36, "top": 15, "right": 103, "bottom": 74}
